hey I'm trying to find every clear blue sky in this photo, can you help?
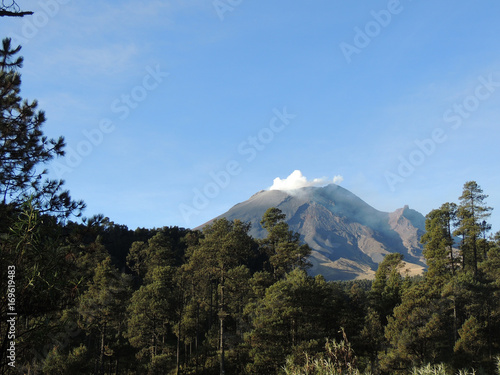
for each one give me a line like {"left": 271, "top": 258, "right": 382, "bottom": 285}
{"left": 2, "top": 0, "right": 499, "bottom": 233}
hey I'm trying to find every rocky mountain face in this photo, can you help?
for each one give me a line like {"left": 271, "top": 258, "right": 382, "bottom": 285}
{"left": 200, "top": 184, "right": 427, "bottom": 280}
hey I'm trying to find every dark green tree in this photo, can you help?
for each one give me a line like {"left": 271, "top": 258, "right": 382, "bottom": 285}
{"left": 126, "top": 266, "right": 178, "bottom": 374}
{"left": 454, "top": 181, "right": 492, "bottom": 276}
{"left": 185, "top": 218, "right": 256, "bottom": 375}
{"left": 370, "top": 253, "right": 405, "bottom": 325}
{"left": 478, "top": 236, "right": 500, "bottom": 360}
{"left": 382, "top": 281, "right": 450, "bottom": 371}
{"left": 41, "top": 344, "right": 91, "bottom": 375}
{"left": 78, "top": 257, "right": 132, "bottom": 375}
{"left": 246, "top": 269, "right": 343, "bottom": 374}
{"left": 454, "top": 316, "right": 487, "bottom": 368}
{"left": 421, "top": 203, "right": 458, "bottom": 283}
{"left": 359, "top": 307, "right": 384, "bottom": 371}
{"left": 260, "top": 207, "right": 311, "bottom": 279}
{"left": 0, "top": 200, "right": 86, "bottom": 373}
{"left": 0, "top": 38, "right": 84, "bottom": 218}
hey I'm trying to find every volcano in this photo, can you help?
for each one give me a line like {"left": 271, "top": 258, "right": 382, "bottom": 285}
{"left": 200, "top": 184, "right": 427, "bottom": 280}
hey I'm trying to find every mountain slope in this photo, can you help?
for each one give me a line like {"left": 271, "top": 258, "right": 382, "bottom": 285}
{"left": 200, "top": 184, "right": 427, "bottom": 280}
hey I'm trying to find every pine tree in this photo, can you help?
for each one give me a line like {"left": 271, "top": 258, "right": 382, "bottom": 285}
{"left": 359, "top": 308, "right": 384, "bottom": 370}
{"left": 454, "top": 181, "right": 492, "bottom": 277}
{"left": 454, "top": 316, "right": 487, "bottom": 368}
{"left": 478, "top": 237, "right": 500, "bottom": 364}
{"left": 185, "top": 218, "right": 256, "bottom": 374}
{"left": 126, "top": 266, "right": 178, "bottom": 373}
{"left": 0, "top": 200, "right": 85, "bottom": 373}
{"left": 382, "top": 281, "right": 450, "bottom": 371}
{"left": 260, "top": 207, "right": 311, "bottom": 279}
{"left": 0, "top": 38, "right": 84, "bottom": 218}
{"left": 421, "top": 203, "right": 458, "bottom": 286}
{"left": 370, "top": 253, "right": 405, "bottom": 325}
{"left": 78, "top": 257, "right": 132, "bottom": 375}
{"left": 246, "top": 269, "right": 343, "bottom": 374}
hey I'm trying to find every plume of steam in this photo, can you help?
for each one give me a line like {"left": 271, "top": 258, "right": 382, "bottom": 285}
{"left": 333, "top": 175, "right": 344, "bottom": 184}
{"left": 269, "top": 170, "right": 344, "bottom": 191}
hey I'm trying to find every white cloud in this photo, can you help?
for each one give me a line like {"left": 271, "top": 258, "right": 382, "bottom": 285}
{"left": 333, "top": 175, "right": 344, "bottom": 184}
{"left": 269, "top": 170, "right": 344, "bottom": 191}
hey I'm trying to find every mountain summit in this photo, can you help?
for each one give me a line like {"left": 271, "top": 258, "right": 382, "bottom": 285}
{"left": 201, "top": 184, "right": 427, "bottom": 280}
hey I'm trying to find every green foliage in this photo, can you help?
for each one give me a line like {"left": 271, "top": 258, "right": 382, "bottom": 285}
{"left": 78, "top": 257, "right": 132, "bottom": 373}
{"left": 454, "top": 181, "right": 492, "bottom": 276}
{"left": 0, "top": 38, "right": 84, "bottom": 217}
{"left": 126, "top": 267, "right": 176, "bottom": 357}
{"left": 0, "top": 200, "right": 85, "bottom": 371}
{"left": 260, "top": 207, "right": 312, "bottom": 279}
{"left": 42, "top": 344, "right": 91, "bottom": 375}
{"left": 421, "top": 203, "right": 458, "bottom": 283}
{"left": 383, "top": 281, "right": 450, "bottom": 371}
{"left": 370, "top": 252, "right": 405, "bottom": 325}
{"left": 182, "top": 218, "right": 257, "bottom": 374}
{"left": 359, "top": 307, "right": 383, "bottom": 369}
{"left": 246, "top": 269, "right": 345, "bottom": 373}
{"left": 453, "top": 316, "right": 487, "bottom": 367}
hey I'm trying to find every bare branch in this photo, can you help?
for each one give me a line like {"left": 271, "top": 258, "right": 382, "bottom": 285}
{"left": 0, "top": 0, "right": 33, "bottom": 17}
{"left": 0, "top": 10, "right": 33, "bottom": 17}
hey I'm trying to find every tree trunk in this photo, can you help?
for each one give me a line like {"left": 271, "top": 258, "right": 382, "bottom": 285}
{"left": 220, "top": 273, "right": 225, "bottom": 375}
{"left": 176, "top": 322, "right": 181, "bottom": 374}
{"left": 461, "top": 235, "right": 466, "bottom": 270}
{"left": 99, "top": 325, "right": 106, "bottom": 375}
{"left": 195, "top": 303, "right": 200, "bottom": 373}
{"left": 472, "top": 234, "right": 478, "bottom": 277}
{"left": 447, "top": 220, "right": 455, "bottom": 276}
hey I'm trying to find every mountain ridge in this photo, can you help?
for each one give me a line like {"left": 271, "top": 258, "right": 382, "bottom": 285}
{"left": 198, "top": 184, "right": 427, "bottom": 280}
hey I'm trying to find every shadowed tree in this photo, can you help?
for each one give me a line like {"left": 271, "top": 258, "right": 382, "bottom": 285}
{"left": 259, "top": 207, "right": 311, "bottom": 279}
{"left": 382, "top": 281, "right": 450, "bottom": 371}
{"left": 126, "top": 266, "right": 178, "bottom": 374}
{"left": 246, "top": 269, "right": 344, "bottom": 374}
{"left": 78, "top": 257, "right": 132, "bottom": 375}
{"left": 370, "top": 253, "right": 405, "bottom": 326}
{"left": 0, "top": 38, "right": 84, "bottom": 218}
{"left": 454, "top": 181, "right": 492, "bottom": 277}
{"left": 0, "top": 200, "right": 88, "bottom": 373}
{"left": 185, "top": 218, "right": 256, "bottom": 375}
{"left": 421, "top": 203, "right": 458, "bottom": 285}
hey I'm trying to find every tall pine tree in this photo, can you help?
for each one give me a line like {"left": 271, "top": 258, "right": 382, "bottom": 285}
{"left": 454, "top": 181, "right": 492, "bottom": 277}
{"left": 421, "top": 202, "right": 458, "bottom": 285}
{"left": 0, "top": 38, "right": 84, "bottom": 219}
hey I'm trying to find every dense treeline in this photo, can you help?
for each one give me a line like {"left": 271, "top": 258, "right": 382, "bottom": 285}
{"left": 2, "top": 186, "right": 500, "bottom": 375}
{"left": 1, "top": 38, "right": 500, "bottom": 374}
